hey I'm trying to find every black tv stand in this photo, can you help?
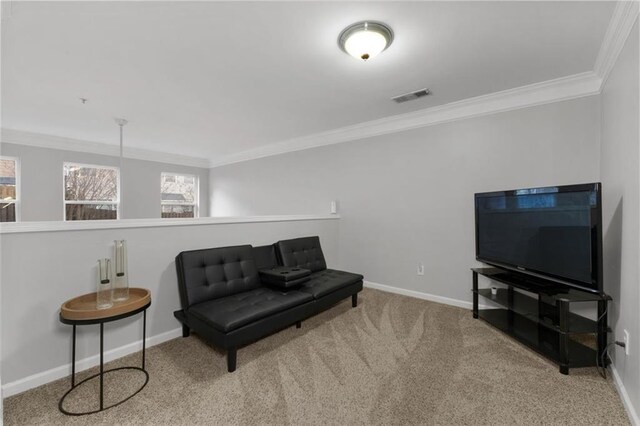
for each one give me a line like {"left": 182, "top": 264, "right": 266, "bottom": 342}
{"left": 472, "top": 267, "right": 611, "bottom": 374}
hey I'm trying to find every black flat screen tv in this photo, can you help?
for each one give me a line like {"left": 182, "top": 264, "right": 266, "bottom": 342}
{"left": 475, "top": 183, "right": 603, "bottom": 293}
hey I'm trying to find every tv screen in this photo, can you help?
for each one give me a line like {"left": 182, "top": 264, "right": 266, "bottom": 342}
{"left": 475, "top": 183, "right": 602, "bottom": 293}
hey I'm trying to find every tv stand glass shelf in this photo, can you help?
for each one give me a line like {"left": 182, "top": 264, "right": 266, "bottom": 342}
{"left": 471, "top": 267, "right": 611, "bottom": 375}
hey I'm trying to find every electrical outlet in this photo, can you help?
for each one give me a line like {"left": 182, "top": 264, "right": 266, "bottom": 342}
{"left": 417, "top": 262, "right": 424, "bottom": 276}
{"left": 623, "top": 329, "right": 630, "bottom": 356}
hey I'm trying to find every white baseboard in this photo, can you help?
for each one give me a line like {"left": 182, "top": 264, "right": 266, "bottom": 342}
{"left": 610, "top": 362, "right": 640, "bottom": 426}
{"left": 364, "top": 280, "right": 486, "bottom": 310}
{"left": 1, "top": 327, "right": 182, "bottom": 398}
{"left": 1, "top": 282, "right": 475, "bottom": 399}
{"left": 7, "top": 285, "right": 634, "bottom": 426}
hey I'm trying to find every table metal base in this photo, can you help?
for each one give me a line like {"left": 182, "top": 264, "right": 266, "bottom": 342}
{"left": 58, "top": 367, "right": 149, "bottom": 416}
{"left": 58, "top": 309, "right": 148, "bottom": 416}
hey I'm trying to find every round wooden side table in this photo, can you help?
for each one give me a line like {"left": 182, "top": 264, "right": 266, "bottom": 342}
{"left": 58, "top": 288, "right": 151, "bottom": 416}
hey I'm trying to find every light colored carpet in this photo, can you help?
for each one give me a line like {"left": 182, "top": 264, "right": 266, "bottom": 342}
{"left": 3, "top": 288, "right": 630, "bottom": 425}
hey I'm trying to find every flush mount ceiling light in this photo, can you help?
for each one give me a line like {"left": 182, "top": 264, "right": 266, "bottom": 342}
{"left": 338, "top": 21, "right": 393, "bottom": 61}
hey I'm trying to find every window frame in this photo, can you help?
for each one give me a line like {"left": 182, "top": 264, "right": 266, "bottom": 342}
{"left": 160, "top": 172, "right": 199, "bottom": 218}
{"left": 0, "top": 156, "right": 20, "bottom": 222}
{"left": 63, "top": 162, "right": 120, "bottom": 221}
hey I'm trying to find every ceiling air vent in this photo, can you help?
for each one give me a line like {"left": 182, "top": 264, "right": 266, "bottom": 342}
{"left": 392, "top": 88, "right": 431, "bottom": 104}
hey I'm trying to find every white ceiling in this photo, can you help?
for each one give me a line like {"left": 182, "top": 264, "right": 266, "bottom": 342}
{"left": 1, "top": 1, "right": 614, "bottom": 164}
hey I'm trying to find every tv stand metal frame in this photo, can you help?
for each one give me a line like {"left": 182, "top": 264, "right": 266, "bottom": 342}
{"left": 472, "top": 267, "right": 611, "bottom": 375}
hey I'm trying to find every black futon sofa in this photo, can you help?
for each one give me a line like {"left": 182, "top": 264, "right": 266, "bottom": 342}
{"left": 174, "top": 236, "right": 363, "bottom": 372}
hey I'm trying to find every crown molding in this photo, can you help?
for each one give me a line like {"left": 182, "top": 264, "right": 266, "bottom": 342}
{"left": 207, "top": 3, "right": 638, "bottom": 169}
{"left": 0, "top": 128, "right": 210, "bottom": 169}
{"left": 5, "top": 4, "right": 631, "bottom": 171}
{"left": 594, "top": 0, "right": 640, "bottom": 87}
{"left": 208, "top": 71, "right": 602, "bottom": 168}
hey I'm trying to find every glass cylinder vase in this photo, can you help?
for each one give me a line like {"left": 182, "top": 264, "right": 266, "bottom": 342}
{"left": 97, "top": 258, "right": 113, "bottom": 310}
{"left": 113, "top": 240, "right": 129, "bottom": 301}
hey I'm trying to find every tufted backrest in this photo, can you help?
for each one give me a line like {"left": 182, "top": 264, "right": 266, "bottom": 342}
{"left": 275, "top": 236, "right": 327, "bottom": 273}
{"left": 175, "top": 245, "right": 261, "bottom": 309}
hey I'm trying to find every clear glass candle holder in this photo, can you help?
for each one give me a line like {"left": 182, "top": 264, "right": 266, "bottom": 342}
{"left": 113, "top": 240, "right": 129, "bottom": 301}
{"left": 97, "top": 258, "right": 113, "bottom": 310}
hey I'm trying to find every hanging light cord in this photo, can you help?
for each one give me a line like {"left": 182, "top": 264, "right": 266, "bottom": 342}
{"left": 115, "top": 118, "right": 128, "bottom": 217}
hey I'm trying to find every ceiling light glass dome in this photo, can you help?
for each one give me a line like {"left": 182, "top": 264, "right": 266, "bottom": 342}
{"left": 338, "top": 21, "right": 394, "bottom": 61}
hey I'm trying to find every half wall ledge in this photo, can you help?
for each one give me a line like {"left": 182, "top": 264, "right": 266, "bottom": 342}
{"left": 0, "top": 214, "right": 340, "bottom": 234}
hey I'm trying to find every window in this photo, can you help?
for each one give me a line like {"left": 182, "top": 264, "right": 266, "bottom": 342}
{"left": 64, "top": 163, "right": 119, "bottom": 220}
{"left": 161, "top": 172, "right": 198, "bottom": 218}
{"left": 0, "top": 157, "right": 19, "bottom": 222}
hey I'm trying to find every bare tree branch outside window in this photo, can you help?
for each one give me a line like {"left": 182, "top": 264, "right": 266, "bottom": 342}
{"left": 64, "top": 164, "right": 119, "bottom": 220}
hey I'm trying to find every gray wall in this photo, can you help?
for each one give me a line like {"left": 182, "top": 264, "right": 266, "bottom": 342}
{"left": 0, "top": 142, "right": 210, "bottom": 221}
{"left": 0, "top": 218, "right": 339, "bottom": 385}
{"left": 210, "top": 96, "right": 601, "bottom": 304}
{"left": 600, "top": 20, "right": 639, "bottom": 419}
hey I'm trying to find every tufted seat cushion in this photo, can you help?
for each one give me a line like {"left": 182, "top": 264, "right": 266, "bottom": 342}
{"left": 276, "top": 236, "right": 327, "bottom": 272}
{"left": 188, "top": 287, "right": 313, "bottom": 332}
{"left": 298, "top": 269, "right": 364, "bottom": 299}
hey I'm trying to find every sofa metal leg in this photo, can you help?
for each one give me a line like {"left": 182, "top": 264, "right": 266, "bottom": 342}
{"left": 352, "top": 293, "right": 358, "bottom": 308}
{"left": 227, "top": 348, "right": 237, "bottom": 373}
{"left": 296, "top": 321, "right": 302, "bottom": 329}
{"left": 182, "top": 324, "right": 190, "bottom": 338}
